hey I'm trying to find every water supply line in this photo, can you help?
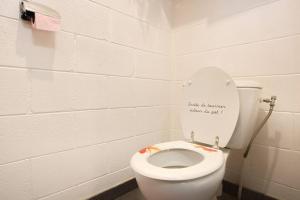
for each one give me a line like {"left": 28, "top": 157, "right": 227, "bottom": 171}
{"left": 237, "top": 95, "right": 277, "bottom": 200}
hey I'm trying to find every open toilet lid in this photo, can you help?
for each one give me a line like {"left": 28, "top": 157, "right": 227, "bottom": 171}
{"left": 181, "top": 67, "right": 240, "bottom": 147}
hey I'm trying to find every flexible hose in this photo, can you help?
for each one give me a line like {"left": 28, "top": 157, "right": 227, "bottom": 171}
{"left": 237, "top": 96, "right": 276, "bottom": 200}
{"left": 238, "top": 158, "right": 246, "bottom": 200}
{"left": 243, "top": 105, "right": 274, "bottom": 158}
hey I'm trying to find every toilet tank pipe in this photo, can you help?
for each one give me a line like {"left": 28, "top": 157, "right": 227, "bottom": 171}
{"left": 243, "top": 95, "right": 277, "bottom": 158}
{"left": 238, "top": 95, "right": 277, "bottom": 200}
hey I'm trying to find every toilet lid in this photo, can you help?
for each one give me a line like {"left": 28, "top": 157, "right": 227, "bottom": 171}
{"left": 181, "top": 67, "right": 240, "bottom": 147}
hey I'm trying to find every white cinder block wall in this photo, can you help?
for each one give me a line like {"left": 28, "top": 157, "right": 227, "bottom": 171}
{"left": 1, "top": 0, "right": 300, "bottom": 200}
{"left": 0, "top": 0, "right": 172, "bottom": 199}
{"left": 171, "top": 0, "right": 300, "bottom": 199}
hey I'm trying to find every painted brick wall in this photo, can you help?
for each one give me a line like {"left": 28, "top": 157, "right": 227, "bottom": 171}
{"left": 0, "top": 0, "right": 172, "bottom": 199}
{"left": 2, "top": 0, "right": 299, "bottom": 200}
{"left": 171, "top": 0, "right": 300, "bottom": 199}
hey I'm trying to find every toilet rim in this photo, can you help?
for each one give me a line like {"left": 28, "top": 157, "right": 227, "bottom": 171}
{"left": 130, "top": 141, "right": 224, "bottom": 181}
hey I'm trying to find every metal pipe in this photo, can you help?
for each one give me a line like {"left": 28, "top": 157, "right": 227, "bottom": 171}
{"left": 238, "top": 95, "right": 277, "bottom": 200}
{"left": 238, "top": 157, "right": 247, "bottom": 200}
{"left": 243, "top": 96, "right": 276, "bottom": 158}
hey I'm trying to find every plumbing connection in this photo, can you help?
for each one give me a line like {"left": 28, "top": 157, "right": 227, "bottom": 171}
{"left": 238, "top": 95, "right": 277, "bottom": 200}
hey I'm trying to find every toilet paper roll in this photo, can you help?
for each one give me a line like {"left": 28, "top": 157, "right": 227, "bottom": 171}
{"left": 32, "top": 12, "right": 60, "bottom": 32}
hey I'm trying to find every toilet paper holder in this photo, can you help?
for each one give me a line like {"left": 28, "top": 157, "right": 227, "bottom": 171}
{"left": 20, "top": 0, "right": 60, "bottom": 23}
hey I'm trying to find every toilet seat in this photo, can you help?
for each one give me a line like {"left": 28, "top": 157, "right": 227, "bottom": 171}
{"left": 131, "top": 141, "right": 224, "bottom": 181}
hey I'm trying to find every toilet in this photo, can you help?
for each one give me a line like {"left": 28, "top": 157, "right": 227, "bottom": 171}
{"left": 130, "top": 67, "right": 262, "bottom": 200}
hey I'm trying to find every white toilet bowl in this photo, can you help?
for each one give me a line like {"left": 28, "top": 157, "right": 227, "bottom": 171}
{"left": 131, "top": 141, "right": 229, "bottom": 200}
{"left": 130, "top": 67, "right": 261, "bottom": 200}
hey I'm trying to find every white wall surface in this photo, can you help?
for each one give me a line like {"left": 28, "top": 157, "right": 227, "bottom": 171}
{"left": 1, "top": 0, "right": 300, "bottom": 200}
{"left": 171, "top": 0, "right": 300, "bottom": 199}
{"left": 0, "top": 0, "right": 172, "bottom": 199}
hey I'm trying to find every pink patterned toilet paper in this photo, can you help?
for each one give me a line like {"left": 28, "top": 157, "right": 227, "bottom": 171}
{"left": 32, "top": 12, "right": 60, "bottom": 32}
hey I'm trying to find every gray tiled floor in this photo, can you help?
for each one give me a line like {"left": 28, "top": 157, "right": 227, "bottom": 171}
{"left": 219, "top": 193, "right": 237, "bottom": 200}
{"left": 115, "top": 189, "right": 145, "bottom": 200}
{"left": 116, "top": 189, "right": 237, "bottom": 200}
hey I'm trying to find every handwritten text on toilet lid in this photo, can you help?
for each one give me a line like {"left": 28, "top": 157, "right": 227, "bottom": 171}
{"left": 188, "top": 102, "right": 226, "bottom": 115}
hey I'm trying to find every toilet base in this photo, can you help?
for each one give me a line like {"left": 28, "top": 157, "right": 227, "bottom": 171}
{"left": 135, "top": 164, "right": 225, "bottom": 200}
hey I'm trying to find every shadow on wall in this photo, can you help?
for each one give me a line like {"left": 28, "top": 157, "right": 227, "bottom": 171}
{"left": 16, "top": 20, "right": 56, "bottom": 71}
{"left": 133, "top": 0, "right": 172, "bottom": 28}
{"left": 172, "top": 0, "right": 279, "bottom": 28}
